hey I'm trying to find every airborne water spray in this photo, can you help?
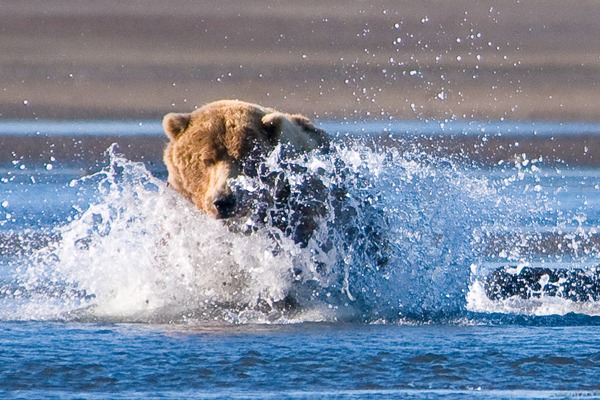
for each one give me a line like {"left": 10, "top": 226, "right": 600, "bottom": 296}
{"left": 0, "top": 140, "right": 524, "bottom": 323}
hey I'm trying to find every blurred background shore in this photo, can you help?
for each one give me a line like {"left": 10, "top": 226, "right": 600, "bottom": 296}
{"left": 2, "top": 0, "right": 600, "bottom": 122}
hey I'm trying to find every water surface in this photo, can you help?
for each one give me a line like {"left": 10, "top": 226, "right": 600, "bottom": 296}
{"left": 1, "top": 121, "right": 600, "bottom": 398}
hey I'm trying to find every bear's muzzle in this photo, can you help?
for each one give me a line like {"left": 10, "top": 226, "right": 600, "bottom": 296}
{"left": 213, "top": 194, "right": 237, "bottom": 219}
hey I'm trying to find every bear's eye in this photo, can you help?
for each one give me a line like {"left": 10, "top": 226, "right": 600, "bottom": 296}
{"left": 203, "top": 158, "right": 216, "bottom": 167}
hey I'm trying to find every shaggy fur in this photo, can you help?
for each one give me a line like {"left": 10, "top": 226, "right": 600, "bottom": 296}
{"left": 162, "top": 100, "right": 329, "bottom": 219}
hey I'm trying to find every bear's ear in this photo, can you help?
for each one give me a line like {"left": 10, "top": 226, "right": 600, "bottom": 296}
{"left": 261, "top": 112, "right": 284, "bottom": 143}
{"left": 289, "top": 114, "right": 330, "bottom": 152}
{"left": 288, "top": 114, "right": 313, "bottom": 129}
{"left": 162, "top": 112, "right": 191, "bottom": 140}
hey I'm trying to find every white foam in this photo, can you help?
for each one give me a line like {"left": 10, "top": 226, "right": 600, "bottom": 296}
{"left": 467, "top": 280, "right": 600, "bottom": 317}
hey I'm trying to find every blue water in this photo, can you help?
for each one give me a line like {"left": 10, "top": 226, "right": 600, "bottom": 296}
{"left": 3, "top": 118, "right": 600, "bottom": 137}
{"left": 2, "top": 322, "right": 600, "bottom": 399}
{"left": 2, "top": 121, "right": 600, "bottom": 398}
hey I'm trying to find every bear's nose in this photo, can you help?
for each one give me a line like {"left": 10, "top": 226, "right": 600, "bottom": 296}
{"left": 213, "top": 194, "right": 237, "bottom": 218}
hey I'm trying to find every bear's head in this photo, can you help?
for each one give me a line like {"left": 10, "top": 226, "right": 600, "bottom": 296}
{"left": 162, "top": 100, "right": 328, "bottom": 219}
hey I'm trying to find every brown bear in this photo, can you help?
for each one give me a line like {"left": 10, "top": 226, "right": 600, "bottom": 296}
{"left": 162, "top": 99, "right": 390, "bottom": 303}
{"left": 162, "top": 100, "right": 330, "bottom": 241}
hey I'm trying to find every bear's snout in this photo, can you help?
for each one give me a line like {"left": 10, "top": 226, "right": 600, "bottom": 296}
{"left": 213, "top": 193, "right": 237, "bottom": 219}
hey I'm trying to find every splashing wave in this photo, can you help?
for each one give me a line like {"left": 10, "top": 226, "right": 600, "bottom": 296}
{"left": 3, "top": 141, "right": 600, "bottom": 323}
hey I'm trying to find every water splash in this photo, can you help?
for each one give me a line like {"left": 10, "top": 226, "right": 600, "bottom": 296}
{"left": 466, "top": 158, "right": 600, "bottom": 317}
{"left": 2, "top": 142, "right": 600, "bottom": 323}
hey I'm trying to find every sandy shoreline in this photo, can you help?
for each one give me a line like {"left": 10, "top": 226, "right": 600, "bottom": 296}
{"left": 2, "top": 0, "right": 600, "bottom": 122}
